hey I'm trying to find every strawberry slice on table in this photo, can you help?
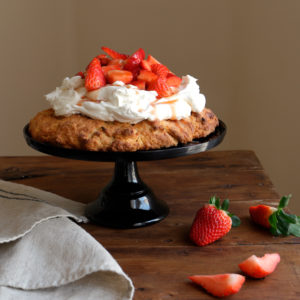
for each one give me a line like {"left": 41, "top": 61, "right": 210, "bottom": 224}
{"left": 101, "top": 46, "right": 128, "bottom": 60}
{"left": 131, "top": 80, "right": 146, "bottom": 90}
{"left": 238, "top": 253, "right": 280, "bottom": 278}
{"left": 249, "top": 194, "right": 300, "bottom": 237}
{"left": 106, "top": 70, "right": 133, "bottom": 84}
{"left": 189, "top": 196, "right": 241, "bottom": 246}
{"left": 85, "top": 58, "right": 106, "bottom": 91}
{"left": 189, "top": 274, "right": 245, "bottom": 297}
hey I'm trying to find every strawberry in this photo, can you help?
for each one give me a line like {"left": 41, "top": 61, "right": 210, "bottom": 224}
{"left": 75, "top": 71, "right": 85, "bottom": 79}
{"left": 189, "top": 196, "right": 240, "bottom": 246}
{"left": 146, "top": 54, "right": 161, "bottom": 66}
{"left": 166, "top": 75, "right": 182, "bottom": 87}
{"left": 140, "top": 60, "right": 152, "bottom": 71}
{"left": 189, "top": 274, "right": 245, "bottom": 297}
{"left": 151, "top": 63, "right": 169, "bottom": 78}
{"left": 85, "top": 58, "right": 105, "bottom": 91}
{"left": 239, "top": 253, "right": 280, "bottom": 278}
{"left": 124, "top": 48, "right": 145, "bottom": 73}
{"left": 106, "top": 70, "right": 133, "bottom": 84}
{"left": 101, "top": 46, "right": 128, "bottom": 60}
{"left": 249, "top": 195, "right": 300, "bottom": 237}
{"left": 137, "top": 70, "right": 158, "bottom": 83}
{"left": 249, "top": 205, "right": 276, "bottom": 228}
{"left": 108, "top": 58, "right": 124, "bottom": 66}
{"left": 96, "top": 54, "right": 110, "bottom": 66}
{"left": 102, "top": 65, "right": 122, "bottom": 76}
{"left": 148, "top": 77, "right": 174, "bottom": 98}
{"left": 131, "top": 80, "right": 146, "bottom": 90}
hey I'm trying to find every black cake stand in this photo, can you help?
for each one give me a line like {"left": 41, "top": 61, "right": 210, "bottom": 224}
{"left": 24, "top": 121, "right": 226, "bottom": 228}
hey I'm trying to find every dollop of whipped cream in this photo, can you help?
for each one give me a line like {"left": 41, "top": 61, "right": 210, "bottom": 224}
{"left": 46, "top": 75, "right": 206, "bottom": 124}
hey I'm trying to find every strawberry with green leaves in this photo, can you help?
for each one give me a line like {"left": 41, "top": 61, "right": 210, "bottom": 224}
{"left": 249, "top": 195, "right": 300, "bottom": 237}
{"left": 190, "top": 196, "right": 241, "bottom": 246}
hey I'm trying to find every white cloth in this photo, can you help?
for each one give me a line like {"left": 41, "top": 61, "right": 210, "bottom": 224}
{"left": 0, "top": 180, "right": 134, "bottom": 300}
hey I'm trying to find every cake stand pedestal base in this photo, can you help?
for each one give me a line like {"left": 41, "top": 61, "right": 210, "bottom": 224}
{"left": 85, "top": 158, "right": 169, "bottom": 228}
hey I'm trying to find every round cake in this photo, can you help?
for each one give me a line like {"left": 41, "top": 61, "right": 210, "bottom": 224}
{"left": 29, "top": 47, "right": 219, "bottom": 152}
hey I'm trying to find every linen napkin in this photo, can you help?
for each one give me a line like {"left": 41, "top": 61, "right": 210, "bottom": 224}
{"left": 0, "top": 179, "right": 134, "bottom": 300}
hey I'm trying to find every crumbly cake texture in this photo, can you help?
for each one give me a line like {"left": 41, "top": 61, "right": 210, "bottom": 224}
{"left": 29, "top": 108, "right": 219, "bottom": 152}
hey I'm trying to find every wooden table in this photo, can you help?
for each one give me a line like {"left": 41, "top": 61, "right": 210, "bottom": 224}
{"left": 1, "top": 150, "right": 299, "bottom": 299}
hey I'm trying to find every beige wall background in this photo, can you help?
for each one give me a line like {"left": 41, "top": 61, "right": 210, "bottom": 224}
{"left": 0, "top": 0, "right": 299, "bottom": 212}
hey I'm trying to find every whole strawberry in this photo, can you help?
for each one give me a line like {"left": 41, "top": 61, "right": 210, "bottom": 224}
{"left": 190, "top": 196, "right": 240, "bottom": 246}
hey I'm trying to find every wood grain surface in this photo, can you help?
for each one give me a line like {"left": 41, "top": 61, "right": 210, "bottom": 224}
{"left": 1, "top": 150, "right": 299, "bottom": 299}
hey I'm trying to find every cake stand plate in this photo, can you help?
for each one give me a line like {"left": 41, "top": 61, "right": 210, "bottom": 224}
{"left": 24, "top": 121, "right": 226, "bottom": 228}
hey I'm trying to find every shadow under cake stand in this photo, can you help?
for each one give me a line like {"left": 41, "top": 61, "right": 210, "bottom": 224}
{"left": 24, "top": 121, "right": 226, "bottom": 228}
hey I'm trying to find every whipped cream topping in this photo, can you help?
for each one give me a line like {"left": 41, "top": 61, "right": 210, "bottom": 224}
{"left": 46, "top": 75, "right": 206, "bottom": 124}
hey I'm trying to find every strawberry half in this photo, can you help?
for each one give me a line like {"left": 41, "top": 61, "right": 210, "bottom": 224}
{"left": 137, "top": 70, "right": 158, "bottom": 83}
{"left": 124, "top": 48, "right": 145, "bottom": 76}
{"left": 151, "top": 63, "right": 169, "bottom": 78}
{"left": 239, "top": 253, "right": 280, "bottom": 278}
{"left": 85, "top": 58, "right": 106, "bottom": 91}
{"left": 166, "top": 75, "right": 182, "bottom": 87}
{"left": 249, "top": 205, "right": 276, "bottom": 228}
{"left": 101, "top": 46, "right": 128, "bottom": 60}
{"left": 131, "top": 80, "right": 146, "bottom": 90}
{"left": 249, "top": 195, "right": 300, "bottom": 237}
{"left": 190, "top": 196, "right": 240, "bottom": 246}
{"left": 106, "top": 70, "right": 133, "bottom": 84}
{"left": 189, "top": 274, "right": 245, "bottom": 297}
{"left": 140, "top": 60, "right": 152, "bottom": 71}
{"left": 148, "top": 77, "right": 173, "bottom": 98}
{"left": 146, "top": 54, "right": 161, "bottom": 66}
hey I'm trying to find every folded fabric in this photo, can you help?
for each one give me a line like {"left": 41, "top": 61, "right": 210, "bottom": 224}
{"left": 0, "top": 179, "right": 134, "bottom": 300}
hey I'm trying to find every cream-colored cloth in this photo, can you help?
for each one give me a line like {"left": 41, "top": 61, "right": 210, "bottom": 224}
{"left": 0, "top": 180, "right": 134, "bottom": 300}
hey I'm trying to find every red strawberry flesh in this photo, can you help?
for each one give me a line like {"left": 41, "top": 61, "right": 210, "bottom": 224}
{"left": 189, "top": 274, "right": 245, "bottom": 297}
{"left": 85, "top": 58, "right": 106, "bottom": 91}
{"left": 239, "top": 253, "right": 280, "bottom": 278}
{"left": 101, "top": 46, "right": 128, "bottom": 60}
{"left": 249, "top": 205, "right": 277, "bottom": 228}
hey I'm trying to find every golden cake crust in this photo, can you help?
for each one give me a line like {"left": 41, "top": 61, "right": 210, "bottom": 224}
{"left": 29, "top": 108, "right": 219, "bottom": 152}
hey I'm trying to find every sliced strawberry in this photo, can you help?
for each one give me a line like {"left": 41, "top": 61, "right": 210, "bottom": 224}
{"left": 124, "top": 48, "right": 145, "bottom": 73}
{"left": 146, "top": 54, "right": 161, "bottom": 66}
{"left": 96, "top": 54, "right": 110, "bottom": 66}
{"left": 131, "top": 80, "right": 146, "bottom": 90}
{"left": 108, "top": 59, "right": 124, "bottom": 66}
{"left": 239, "top": 253, "right": 280, "bottom": 278}
{"left": 249, "top": 205, "right": 276, "bottom": 228}
{"left": 140, "top": 60, "right": 152, "bottom": 71}
{"left": 148, "top": 77, "right": 173, "bottom": 98}
{"left": 102, "top": 65, "right": 122, "bottom": 76}
{"left": 85, "top": 58, "right": 105, "bottom": 91}
{"left": 189, "top": 274, "right": 245, "bottom": 297}
{"left": 166, "top": 75, "right": 182, "bottom": 87}
{"left": 75, "top": 71, "right": 85, "bottom": 79}
{"left": 151, "top": 63, "right": 169, "bottom": 78}
{"left": 106, "top": 70, "right": 133, "bottom": 84}
{"left": 101, "top": 46, "right": 128, "bottom": 59}
{"left": 137, "top": 70, "right": 158, "bottom": 83}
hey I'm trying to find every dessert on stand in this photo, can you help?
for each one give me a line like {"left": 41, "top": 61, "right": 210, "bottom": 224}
{"left": 25, "top": 47, "right": 226, "bottom": 228}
